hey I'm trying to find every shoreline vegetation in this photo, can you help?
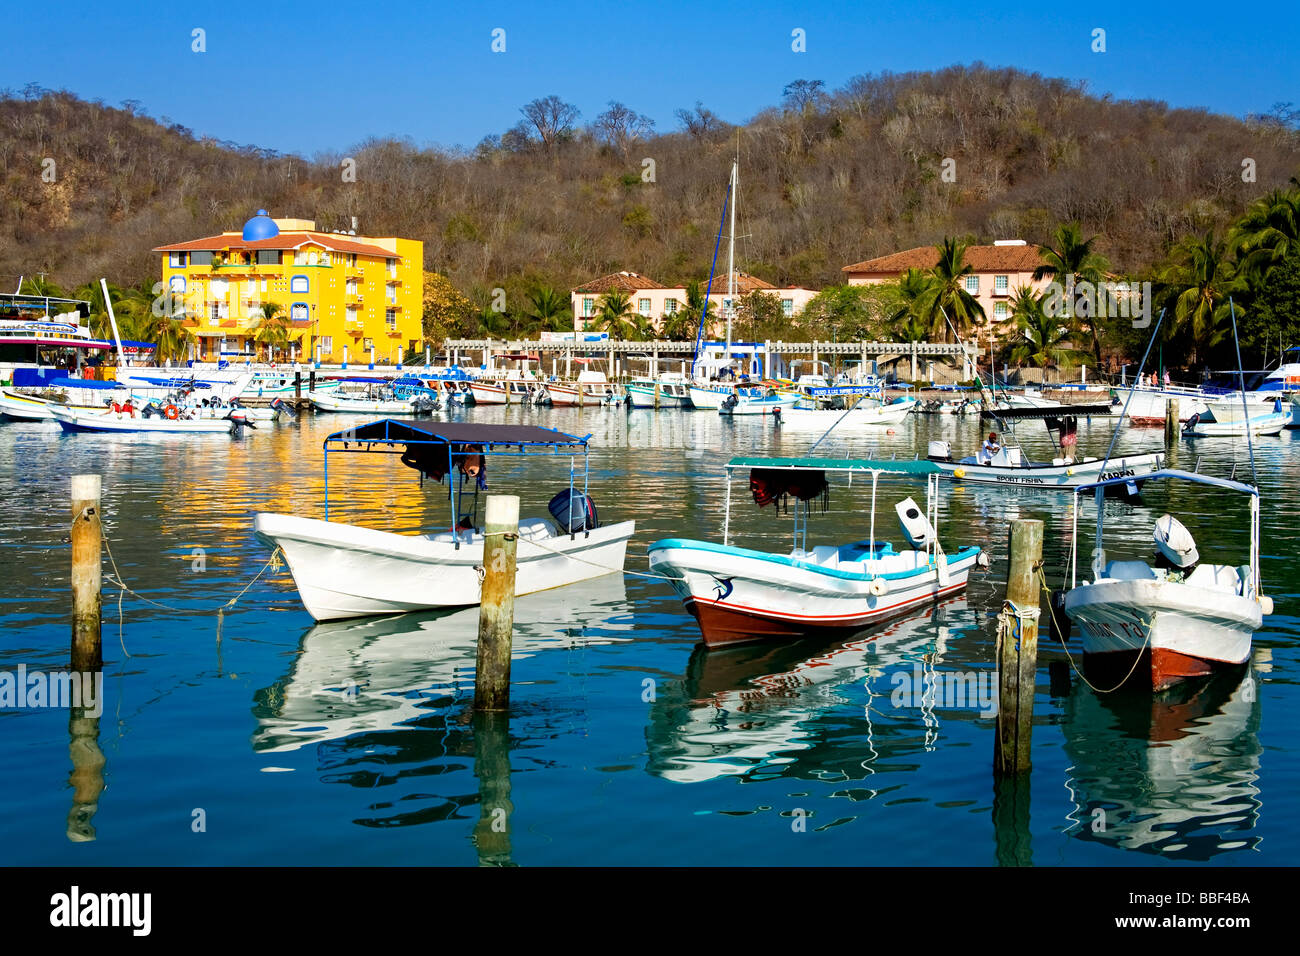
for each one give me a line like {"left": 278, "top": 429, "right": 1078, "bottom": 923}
{"left": 3, "top": 65, "right": 1298, "bottom": 375}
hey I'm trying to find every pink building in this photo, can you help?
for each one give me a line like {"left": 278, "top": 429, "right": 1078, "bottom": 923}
{"left": 842, "top": 239, "right": 1049, "bottom": 331}
{"left": 570, "top": 269, "right": 817, "bottom": 335}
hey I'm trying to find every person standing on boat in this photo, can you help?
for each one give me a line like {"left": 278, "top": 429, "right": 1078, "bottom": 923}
{"left": 1163, "top": 368, "right": 1171, "bottom": 388}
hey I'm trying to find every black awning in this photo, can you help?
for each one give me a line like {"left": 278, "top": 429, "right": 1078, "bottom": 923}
{"left": 324, "top": 419, "right": 589, "bottom": 449}
{"left": 981, "top": 403, "right": 1113, "bottom": 421}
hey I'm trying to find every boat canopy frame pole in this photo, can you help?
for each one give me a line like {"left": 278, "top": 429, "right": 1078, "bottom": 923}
{"left": 722, "top": 472, "right": 733, "bottom": 546}
{"left": 868, "top": 472, "right": 879, "bottom": 577}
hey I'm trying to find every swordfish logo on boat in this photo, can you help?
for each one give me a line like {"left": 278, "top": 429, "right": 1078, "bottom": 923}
{"left": 710, "top": 576, "right": 734, "bottom": 601}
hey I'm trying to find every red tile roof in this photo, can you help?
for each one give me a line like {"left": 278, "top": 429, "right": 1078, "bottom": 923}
{"left": 571, "top": 271, "right": 667, "bottom": 294}
{"left": 154, "top": 231, "right": 399, "bottom": 259}
{"left": 703, "top": 270, "right": 776, "bottom": 293}
{"left": 842, "top": 244, "right": 1044, "bottom": 275}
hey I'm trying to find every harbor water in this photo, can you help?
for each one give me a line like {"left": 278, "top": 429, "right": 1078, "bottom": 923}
{"left": 1, "top": 406, "right": 1297, "bottom": 865}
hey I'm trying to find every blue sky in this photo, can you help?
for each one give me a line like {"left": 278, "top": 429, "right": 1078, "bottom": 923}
{"left": 7, "top": 1, "right": 1298, "bottom": 156}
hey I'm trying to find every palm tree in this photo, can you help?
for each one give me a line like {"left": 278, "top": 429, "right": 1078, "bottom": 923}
{"left": 1033, "top": 223, "right": 1112, "bottom": 364}
{"left": 18, "top": 274, "right": 65, "bottom": 299}
{"left": 1158, "top": 229, "right": 1247, "bottom": 365}
{"left": 526, "top": 285, "right": 571, "bottom": 334}
{"left": 1007, "top": 288, "right": 1079, "bottom": 371}
{"left": 1232, "top": 184, "right": 1300, "bottom": 283}
{"left": 251, "top": 301, "right": 290, "bottom": 361}
{"left": 886, "top": 268, "right": 934, "bottom": 339}
{"left": 596, "top": 290, "right": 638, "bottom": 340}
{"left": 660, "top": 306, "right": 698, "bottom": 341}
{"left": 73, "top": 280, "right": 126, "bottom": 339}
{"left": 918, "top": 237, "right": 985, "bottom": 340}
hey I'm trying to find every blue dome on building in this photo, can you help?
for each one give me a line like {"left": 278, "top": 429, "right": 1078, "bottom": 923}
{"left": 242, "top": 209, "right": 279, "bottom": 242}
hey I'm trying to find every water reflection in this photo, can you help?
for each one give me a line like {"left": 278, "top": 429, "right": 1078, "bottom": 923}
{"left": 66, "top": 687, "right": 105, "bottom": 843}
{"left": 1060, "top": 657, "right": 1263, "bottom": 860}
{"left": 252, "top": 574, "right": 633, "bottom": 753}
{"left": 645, "top": 597, "right": 986, "bottom": 788}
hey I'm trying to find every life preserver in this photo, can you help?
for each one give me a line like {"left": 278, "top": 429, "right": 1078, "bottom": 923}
{"left": 164, "top": 404, "right": 180, "bottom": 420}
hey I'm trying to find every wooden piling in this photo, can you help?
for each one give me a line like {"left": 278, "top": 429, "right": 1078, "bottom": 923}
{"left": 294, "top": 370, "right": 302, "bottom": 405}
{"left": 653, "top": 382, "right": 661, "bottom": 409}
{"left": 577, "top": 382, "right": 584, "bottom": 408}
{"left": 475, "top": 495, "right": 520, "bottom": 713}
{"left": 994, "top": 519, "right": 1042, "bottom": 777}
{"left": 70, "top": 474, "right": 102, "bottom": 671}
{"left": 1165, "top": 398, "right": 1180, "bottom": 442}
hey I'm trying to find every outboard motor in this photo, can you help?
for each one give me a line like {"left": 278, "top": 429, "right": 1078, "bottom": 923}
{"left": 548, "top": 490, "right": 599, "bottom": 533}
{"left": 141, "top": 403, "right": 159, "bottom": 419}
{"left": 721, "top": 393, "right": 738, "bottom": 412}
{"left": 1182, "top": 412, "right": 1200, "bottom": 434}
{"left": 895, "top": 497, "right": 936, "bottom": 549}
{"left": 270, "top": 397, "right": 296, "bottom": 419}
{"left": 1153, "top": 514, "right": 1198, "bottom": 571}
{"left": 927, "top": 439, "right": 951, "bottom": 462}
{"left": 772, "top": 406, "right": 782, "bottom": 426}
{"left": 226, "top": 410, "right": 255, "bottom": 436}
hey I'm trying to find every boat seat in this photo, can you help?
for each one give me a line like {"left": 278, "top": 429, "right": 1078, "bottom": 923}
{"left": 1104, "top": 560, "right": 1157, "bottom": 581}
{"left": 517, "top": 518, "right": 555, "bottom": 540}
{"left": 810, "top": 545, "right": 840, "bottom": 567}
{"left": 1184, "top": 563, "right": 1242, "bottom": 594}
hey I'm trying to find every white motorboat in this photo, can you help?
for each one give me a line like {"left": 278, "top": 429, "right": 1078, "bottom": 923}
{"left": 545, "top": 370, "right": 618, "bottom": 406}
{"left": 1183, "top": 400, "right": 1289, "bottom": 437}
{"left": 778, "top": 396, "right": 918, "bottom": 429}
{"left": 308, "top": 388, "right": 435, "bottom": 414}
{"left": 0, "top": 386, "right": 122, "bottom": 422}
{"left": 254, "top": 419, "right": 635, "bottom": 621}
{"left": 686, "top": 382, "right": 736, "bottom": 410}
{"left": 627, "top": 373, "right": 693, "bottom": 408}
{"left": 1111, "top": 384, "right": 1211, "bottom": 425}
{"left": 469, "top": 377, "right": 544, "bottom": 405}
{"left": 927, "top": 412, "right": 1164, "bottom": 492}
{"left": 1060, "top": 469, "right": 1273, "bottom": 692}
{"left": 718, "top": 386, "right": 800, "bottom": 416}
{"left": 648, "top": 456, "right": 985, "bottom": 646}
{"left": 49, "top": 404, "right": 242, "bottom": 434}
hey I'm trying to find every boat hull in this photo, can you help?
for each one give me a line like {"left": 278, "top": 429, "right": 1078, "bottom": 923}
{"left": 254, "top": 512, "right": 635, "bottom": 621}
{"left": 308, "top": 392, "right": 428, "bottom": 414}
{"left": 49, "top": 407, "right": 236, "bottom": 434}
{"left": 778, "top": 398, "right": 917, "bottom": 429}
{"left": 648, "top": 539, "right": 980, "bottom": 646}
{"left": 627, "top": 384, "right": 691, "bottom": 408}
{"left": 932, "top": 452, "right": 1164, "bottom": 490}
{"left": 1064, "top": 578, "right": 1261, "bottom": 691}
{"left": 1184, "top": 413, "right": 1288, "bottom": 437}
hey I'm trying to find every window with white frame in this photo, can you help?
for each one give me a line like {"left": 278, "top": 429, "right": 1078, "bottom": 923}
{"left": 385, "top": 309, "right": 397, "bottom": 329}
{"left": 386, "top": 258, "right": 397, "bottom": 278}
{"left": 169, "top": 252, "right": 187, "bottom": 267}
{"left": 965, "top": 275, "right": 979, "bottom": 293}
{"left": 664, "top": 299, "right": 678, "bottom": 315}
{"left": 386, "top": 284, "right": 397, "bottom": 304}
{"left": 290, "top": 275, "right": 309, "bottom": 293}
{"left": 995, "top": 275, "right": 1009, "bottom": 293}
{"left": 291, "top": 303, "right": 308, "bottom": 321}
{"left": 781, "top": 298, "right": 794, "bottom": 317}
{"left": 583, "top": 297, "right": 594, "bottom": 317}
{"left": 346, "top": 306, "right": 358, "bottom": 325}
{"left": 346, "top": 278, "right": 358, "bottom": 297}
{"left": 321, "top": 336, "right": 333, "bottom": 354}
{"left": 638, "top": 298, "right": 652, "bottom": 316}
{"left": 994, "top": 302, "right": 1008, "bottom": 320}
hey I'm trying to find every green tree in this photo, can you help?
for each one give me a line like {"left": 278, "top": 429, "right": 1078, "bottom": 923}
{"left": 251, "top": 301, "right": 290, "bottom": 361}
{"left": 800, "top": 284, "right": 885, "bottom": 341}
{"left": 918, "top": 237, "right": 985, "bottom": 340}
{"left": 1158, "top": 229, "right": 1247, "bottom": 365}
{"left": 1232, "top": 181, "right": 1300, "bottom": 282}
{"left": 885, "top": 268, "right": 935, "bottom": 341}
{"left": 1006, "top": 288, "right": 1079, "bottom": 370}
{"left": 526, "top": 285, "right": 571, "bottom": 334}
{"left": 1033, "top": 222, "right": 1112, "bottom": 364}
{"left": 19, "top": 274, "right": 65, "bottom": 299}
{"left": 736, "top": 290, "right": 788, "bottom": 342}
{"left": 596, "top": 289, "right": 638, "bottom": 339}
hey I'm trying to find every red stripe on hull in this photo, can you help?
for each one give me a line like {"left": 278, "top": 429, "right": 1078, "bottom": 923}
{"left": 1082, "top": 647, "right": 1239, "bottom": 692}
{"left": 685, "top": 581, "right": 967, "bottom": 647}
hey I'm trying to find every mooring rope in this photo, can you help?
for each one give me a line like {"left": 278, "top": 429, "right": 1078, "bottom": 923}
{"left": 1035, "top": 566, "right": 1150, "bottom": 693}
{"left": 100, "top": 534, "right": 285, "bottom": 618}
{"left": 479, "top": 529, "right": 687, "bottom": 582}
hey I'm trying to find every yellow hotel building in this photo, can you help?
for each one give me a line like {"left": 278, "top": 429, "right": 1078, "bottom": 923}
{"left": 154, "top": 211, "right": 423, "bottom": 363}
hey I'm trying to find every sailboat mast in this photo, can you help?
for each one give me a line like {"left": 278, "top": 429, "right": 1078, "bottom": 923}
{"left": 726, "top": 159, "right": 736, "bottom": 359}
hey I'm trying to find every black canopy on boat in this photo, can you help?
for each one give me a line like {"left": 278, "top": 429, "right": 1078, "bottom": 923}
{"left": 324, "top": 419, "right": 590, "bottom": 450}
